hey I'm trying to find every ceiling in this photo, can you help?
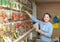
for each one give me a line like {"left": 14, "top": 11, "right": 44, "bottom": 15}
{"left": 36, "top": 0, "right": 60, "bottom": 2}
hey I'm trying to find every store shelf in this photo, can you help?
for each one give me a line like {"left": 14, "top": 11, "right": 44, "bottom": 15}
{"left": 14, "top": 1, "right": 32, "bottom": 11}
{"left": 0, "top": 21, "right": 21, "bottom": 25}
{"left": 0, "top": 19, "right": 32, "bottom": 25}
{"left": 0, "top": 0, "right": 33, "bottom": 42}
{"left": 22, "top": 4, "right": 32, "bottom": 11}
{"left": 0, "top": 0, "right": 32, "bottom": 12}
{"left": 14, "top": 28, "right": 35, "bottom": 42}
{"left": 0, "top": 5, "right": 20, "bottom": 12}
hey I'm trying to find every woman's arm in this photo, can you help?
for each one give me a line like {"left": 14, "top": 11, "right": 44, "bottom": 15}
{"left": 25, "top": 11, "right": 42, "bottom": 23}
{"left": 36, "top": 30, "right": 45, "bottom": 35}
{"left": 25, "top": 11, "right": 32, "bottom": 18}
{"left": 33, "top": 23, "right": 45, "bottom": 35}
{"left": 36, "top": 23, "right": 53, "bottom": 37}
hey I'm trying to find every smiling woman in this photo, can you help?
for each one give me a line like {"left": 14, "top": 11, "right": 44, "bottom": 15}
{"left": 25, "top": 11, "right": 53, "bottom": 42}
{"left": 42, "top": 13, "right": 51, "bottom": 22}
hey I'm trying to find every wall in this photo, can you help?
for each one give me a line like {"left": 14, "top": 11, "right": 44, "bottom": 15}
{"left": 36, "top": 0, "right": 60, "bottom": 2}
{"left": 36, "top": 2, "right": 60, "bottom": 38}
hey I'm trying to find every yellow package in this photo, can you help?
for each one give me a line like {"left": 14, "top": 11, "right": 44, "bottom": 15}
{"left": 53, "top": 23, "right": 59, "bottom": 29}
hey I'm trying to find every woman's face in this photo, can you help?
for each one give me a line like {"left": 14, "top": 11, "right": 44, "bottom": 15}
{"left": 43, "top": 14, "right": 50, "bottom": 22}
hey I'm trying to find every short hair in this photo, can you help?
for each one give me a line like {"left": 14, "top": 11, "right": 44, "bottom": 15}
{"left": 42, "top": 13, "right": 52, "bottom": 21}
{"left": 43, "top": 13, "right": 51, "bottom": 18}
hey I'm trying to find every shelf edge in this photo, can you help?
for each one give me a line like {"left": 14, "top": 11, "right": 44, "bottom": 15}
{"left": 14, "top": 28, "right": 35, "bottom": 42}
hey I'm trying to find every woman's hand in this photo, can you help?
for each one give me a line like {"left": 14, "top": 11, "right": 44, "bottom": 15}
{"left": 33, "top": 23, "right": 39, "bottom": 31}
{"left": 25, "top": 11, "right": 30, "bottom": 14}
{"left": 33, "top": 23, "right": 46, "bottom": 35}
{"left": 24, "top": 11, "right": 32, "bottom": 17}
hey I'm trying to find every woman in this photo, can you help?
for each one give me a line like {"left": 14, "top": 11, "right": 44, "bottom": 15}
{"left": 25, "top": 11, "right": 53, "bottom": 42}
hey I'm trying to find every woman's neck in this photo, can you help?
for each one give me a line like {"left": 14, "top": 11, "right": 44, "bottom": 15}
{"left": 44, "top": 21, "right": 49, "bottom": 24}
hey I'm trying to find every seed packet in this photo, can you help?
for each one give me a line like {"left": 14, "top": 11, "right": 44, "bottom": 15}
{"left": 1, "top": 0, "right": 6, "bottom": 7}
{"left": 20, "top": 0, "right": 23, "bottom": 3}
{"left": 0, "top": 0, "right": 2, "bottom": 5}
{"left": 2, "top": 24, "right": 7, "bottom": 32}
{"left": 5, "top": 0, "right": 11, "bottom": 8}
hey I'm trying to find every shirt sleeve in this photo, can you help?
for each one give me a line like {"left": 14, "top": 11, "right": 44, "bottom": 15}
{"left": 45, "top": 24, "right": 53, "bottom": 38}
{"left": 30, "top": 16, "right": 42, "bottom": 24}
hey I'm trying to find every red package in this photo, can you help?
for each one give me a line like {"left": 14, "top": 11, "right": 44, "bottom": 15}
{"left": 25, "top": 21, "right": 32, "bottom": 31}
{"left": 16, "top": 23, "right": 20, "bottom": 28}
{"left": 12, "top": 12, "right": 16, "bottom": 20}
{"left": 17, "top": 14, "right": 20, "bottom": 20}
{"left": 2, "top": 14, "right": 7, "bottom": 19}
{"left": 19, "top": 22, "right": 25, "bottom": 27}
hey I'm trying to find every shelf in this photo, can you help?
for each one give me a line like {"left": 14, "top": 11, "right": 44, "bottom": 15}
{"left": 0, "top": 19, "right": 32, "bottom": 24}
{"left": 0, "top": 0, "right": 33, "bottom": 42}
{"left": 14, "top": 28, "right": 35, "bottom": 42}
{"left": 23, "top": 4, "right": 32, "bottom": 11}
{"left": 0, "top": 5, "right": 20, "bottom": 12}
{"left": 14, "top": 1, "right": 32, "bottom": 11}
{"left": 0, "top": 1, "right": 32, "bottom": 12}
{"left": 0, "top": 21, "right": 22, "bottom": 25}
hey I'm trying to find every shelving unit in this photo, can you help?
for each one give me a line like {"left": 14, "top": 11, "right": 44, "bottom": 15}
{"left": 0, "top": 0, "right": 33, "bottom": 42}
{"left": 14, "top": 0, "right": 32, "bottom": 11}
{"left": 0, "top": 6, "right": 20, "bottom": 12}
{"left": 14, "top": 28, "right": 35, "bottom": 42}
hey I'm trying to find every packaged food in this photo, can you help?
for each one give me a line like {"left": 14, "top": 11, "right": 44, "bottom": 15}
{"left": 0, "top": 24, "right": 3, "bottom": 31}
{"left": 22, "top": 0, "right": 28, "bottom": 4}
{"left": 17, "top": 13, "right": 21, "bottom": 20}
{"left": 6, "top": 10, "right": 11, "bottom": 20}
{"left": 2, "top": 24, "right": 7, "bottom": 32}
{"left": 19, "top": 21, "right": 25, "bottom": 35}
{"left": 0, "top": 16, "right": 3, "bottom": 23}
{"left": 4, "top": 36, "right": 12, "bottom": 42}
{"left": 2, "top": 10, "right": 7, "bottom": 19}
{"left": 7, "top": 24, "right": 11, "bottom": 32}
{"left": 0, "top": 9, "right": 3, "bottom": 16}
{"left": 13, "top": 32, "right": 19, "bottom": 39}
{"left": 20, "top": 4, "right": 25, "bottom": 11}
{"left": 16, "top": 3, "right": 19, "bottom": 10}
{"left": 5, "top": 0, "right": 11, "bottom": 7}
{"left": 25, "top": 20, "right": 33, "bottom": 31}
{"left": 11, "top": 22, "right": 15, "bottom": 32}
{"left": 0, "top": 0, "right": 2, "bottom": 5}
{"left": 0, "top": 37, "right": 3, "bottom": 42}
{"left": 1, "top": 0, "right": 6, "bottom": 7}
{"left": 3, "top": 32, "right": 12, "bottom": 42}
{"left": 20, "top": 0, "right": 23, "bottom": 3}
{"left": 10, "top": 2, "right": 14, "bottom": 9}
{"left": 12, "top": 2, "right": 16, "bottom": 9}
{"left": 12, "top": 11, "right": 16, "bottom": 21}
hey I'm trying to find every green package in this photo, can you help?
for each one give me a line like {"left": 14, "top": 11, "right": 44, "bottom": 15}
{"left": 6, "top": 0, "right": 11, "bottom": 8}
{"left": 18, "top": 4, "right": 20, "bottom": 10}
{"left": 20, "top": 0, "right": 23, "bottom": 3}
{"left": 13, "top": 3, "right": 17, "bottom": 9}
{"left": 16, "top": 3, "right": 19, "bottom": 10}
{"left": 20, "top": 4, "right": 25, "bottom": 11}
{"left": 1, "top": 0, "right": 6, "bottom": 6}
{"left": 25, "top": 0, "right": 28, "bottom": 4}
{"left": 23, "top": 0, "right": 28, "bottom": 4}
{"left": 10, "top": 2, "right": 14, "bottom": 9}
{"left": 21, "top": 6, "right": 25, "bottom": 11}
{"left": 0, "top": 38, "right": 2, "bottom": 42}
{"left": 0, "top": 0, "right": 1, "bottom": 5}
{"left": 12, "top": 3, "right": 14, "bottom": 9}
{"left": 10, "top": 2, "right": 13, "bottom": 8}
